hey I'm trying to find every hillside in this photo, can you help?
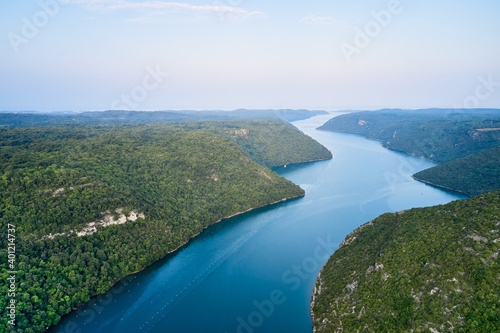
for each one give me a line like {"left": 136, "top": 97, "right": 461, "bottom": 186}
{"left": 312, "top": 192, "right": 500, "bottom": 333}
{"left": 413, "top": 146, "right": 500, "bottom": 196}
{"left": 184, "top": 120, "right": 332, "bottom": 167}
{"left": 318, "top": 109, "right": 500, "bottom": 163}
{"left": 0, "top": 121, "right": 330, "bottom": 332}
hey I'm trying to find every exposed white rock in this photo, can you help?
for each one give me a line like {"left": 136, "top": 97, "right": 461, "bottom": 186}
{"left": 346, "top": 280, "right": 358, "bottom": 293}
{"left": 42, "top": 208, "right": 146, "bottom": 239}
{"left": 366, "top": 262, "right": 384, "bottom": 275}
{"left": 430, "top": 287, "right": 440, "bottom": 295}
{"left": 467, "top": 234, "right": 488, "bottom": 243}
{"left": 53, "top": 188, "right": 65, "bottom": 196}
{"left": 44, "top": 232, "right": 67, "bottom": 239}
{"left": 226, "top": 128, "right": 249, "bottom": 137}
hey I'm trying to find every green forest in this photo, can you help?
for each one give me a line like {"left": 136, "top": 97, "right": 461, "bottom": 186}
{"left": 319, "top": 109, "right": 500, "bottom": 195}
{"left": 319, "top": 109, "right": 500, "bottom": 163}
{"left": 414, "top": 145, "right": 500, "bottom": 196}
{"left": 0, "top": 120, "right": 331, "bottom": 332}
{"left": 312, "top": 191, "right": 500, "bottom": 333}
{"left": 182, "top": 120, "right": 332, "bottom": 168}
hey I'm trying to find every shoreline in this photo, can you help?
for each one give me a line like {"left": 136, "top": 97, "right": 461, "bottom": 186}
{"left": 272, "top": 156, "right": 332, "bottom": 169}
{"left": 54, "top": 192, "right": 305, "bottom": 331}
{"left": 411, "top": 175, "right": 471, "bottom": 197}
{"left": 310, "top": 268, "right": 323, "bottom": 333}
{"left": 316, "top": 128, "right": 440, "bottom": 164}
{"left": 309, "top": 217, "right": 380, "bottom": 332}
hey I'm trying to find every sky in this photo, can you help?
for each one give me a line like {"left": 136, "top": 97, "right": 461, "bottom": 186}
{"left": 1, "top": 0, "right": 500, "bottom": 112}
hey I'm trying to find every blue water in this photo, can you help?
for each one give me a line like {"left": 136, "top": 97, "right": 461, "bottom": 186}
{"left": 51, "top": 114, "right": 466, "bottom": 333}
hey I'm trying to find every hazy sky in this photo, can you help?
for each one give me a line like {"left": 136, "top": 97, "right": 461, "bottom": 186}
{"left": 1, "top": 0, "right": 500, "bottom": 111}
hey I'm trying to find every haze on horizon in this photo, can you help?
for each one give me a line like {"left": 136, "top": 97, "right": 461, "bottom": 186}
{"left": 1, "top": 0, "right": 499, "bottom": 112}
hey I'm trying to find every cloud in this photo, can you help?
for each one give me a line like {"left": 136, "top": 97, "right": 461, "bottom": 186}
{"left": 71, "top": 0, "right": 266, "bottom": 20}
{"left": 126, "top": 16, "right": 161, "bottom": 23}
{"left": 300, "top": 15, "right": 337, "bottom": 25}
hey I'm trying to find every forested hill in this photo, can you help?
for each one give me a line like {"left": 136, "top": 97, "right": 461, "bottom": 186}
{"left": 312, "top": 191, "right": 500, "bottom": 333}
{"left": 0, "top": 121, "right": 330, "bottom": 332}
{"left": 0, "top": 109, "right": 326, "bottom": 127}
{"left": 413, "top": 145, "right": 500, "bottom": 196}
{"left": 318, "top": 109, "right": 500, "bottom": 163}
{"left": 184, "top": 120, "right": 332, "bottom": 167}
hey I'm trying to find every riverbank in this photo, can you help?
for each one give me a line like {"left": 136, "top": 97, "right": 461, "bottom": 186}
{"left": 310, "top": 218, "right": 376, "bottom": 330}
{"left": 310, "top": 269, "right": 323, "bottom": 333}
{"left": 411, "top": 175, "right": 470, "bottom": 197}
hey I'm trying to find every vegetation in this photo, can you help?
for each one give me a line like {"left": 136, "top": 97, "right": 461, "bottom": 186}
{"left": 318, "top": 109, "right": 500, "bottom": 163}
{"left": 414, "top": 146, "right": 500, "bottom": 196}
{"left": 183, "top": 120, "right": 332, "bottom": 167}
{"left": 0, "top": 109, "right": 326, "bottom": 128}
{"left": 312, "top": 191, "right": 500, "bottom": 333}
{"left": 0, "top": 120, "right": 330, "bottom": 332}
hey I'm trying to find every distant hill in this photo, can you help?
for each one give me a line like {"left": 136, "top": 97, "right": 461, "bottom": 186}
{"left": 318, "top": 109, "right": 500, "bottom": 163}
{"left": 312, "top": 191, "right": 500, "bottom": 333}
{"left": 0, "top": 109, "right": 327, "bottom": 127}
{"left": 413, "top": 145, "right": 500, "bottom": 196}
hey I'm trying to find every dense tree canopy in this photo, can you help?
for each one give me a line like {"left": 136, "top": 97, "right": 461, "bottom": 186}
{"left": 0, "top": 120, "right": 330, "bottom": 332}
{"left": 414, "top": 146, "right": 500, "bottom": 196}
{"left": 183, "top": 120, "right": 332, "bottom": 168}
